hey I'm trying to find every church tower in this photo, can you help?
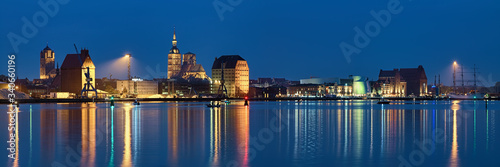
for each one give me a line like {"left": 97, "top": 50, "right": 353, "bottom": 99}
{"left": 183, "top": 52, "right": 196, "bottom": 65}
{"left": 40, "top": 44, "right": 56, "bottom": 79}
{"left": 167, "top": 27, "right": 182, "bottom": 79}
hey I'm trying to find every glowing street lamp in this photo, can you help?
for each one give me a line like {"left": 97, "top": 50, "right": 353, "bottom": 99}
{"left": 125, "top": 54, "right": 131, "bottom": 80}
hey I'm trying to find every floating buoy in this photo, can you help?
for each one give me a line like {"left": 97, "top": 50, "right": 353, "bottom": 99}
{"left": 110, "top": 96, "right": 115, "bottom": 107}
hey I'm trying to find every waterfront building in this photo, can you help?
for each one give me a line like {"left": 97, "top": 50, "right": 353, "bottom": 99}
{"left": 300, "top": 78, "right": 340, "bottom": 85}
{"left": 264, "top": 85, "right": 287, "bottom": 98}
{"left": 212, "top": 55, "right": 249, "bottom": 97}
{"left": 400, "top": 65, "right": 428, "bottom": 96}
{"left": 299, "top": 76, "right": 368, "bottom": 97}
{"left": 49, "top": 92, "right": 71, "bottom": 98}
{"left": 95, "top": 78, "right": 118, "bottom": 93}
{"left": 60, "top": 49, "right": 96, "bottom": 96}
{"left": 251, "top": 78, "right": 293, "bottom": 88}
{"left": 248, "top": 86, "right": 264, "bottom": 98}
{"left": 25, "top": 85, "right": 49, "bottom": 98}
{"left": 377, "top": 69, "right": 407, "bottom": 97}
{"left": 287, "top": 84, "right": 325, "bottom": 97}
{"left": 377, "top": 65, "right": 427, "bottom": 97}
{"left": 117, "top": 78, "right": 158, "bottom": 98}
{"left": 157, "top": 78, "right": 211, "bottom": 97}
{"left": 248, "top": 85, "right": 287, "bottom": 98}
{"left": 40, "top": 45, "right": 57, "bottom": 80}
{"left": 325, "top": 83, "right": 353, "bottom": 97}
{"left": 352, "top": 76, "right": 369, "bottom": 96}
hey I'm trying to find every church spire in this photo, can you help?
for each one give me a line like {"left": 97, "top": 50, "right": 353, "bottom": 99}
{"left": 172, "top": 26, "right": 177, "bottom": 47}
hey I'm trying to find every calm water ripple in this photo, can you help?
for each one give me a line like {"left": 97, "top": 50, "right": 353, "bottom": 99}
{"left": 1, "top": 100, "right": 499, "bottom": 167}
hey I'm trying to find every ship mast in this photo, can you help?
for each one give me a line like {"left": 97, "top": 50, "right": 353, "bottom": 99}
{"left": 453, "top": 62, "right": 456, "bottom": 94}
{"left": 474, "top": 64, "right": 477, "bottom": 94}
{"left": 461, "top": 66, "right": 464, "bottom": 94}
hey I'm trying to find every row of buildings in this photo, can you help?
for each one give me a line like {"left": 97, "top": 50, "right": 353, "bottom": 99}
{"left": 249, "top": 66, "right": 429, "bottom": 98}
{"left": 165, "top": 28, "right": 250, "bottom": 98}
{"left": 17, "top": 39, "right": 431, "bottom": 99}
{"left": 16, "top": 28, "right": 250, "bottom": 98}
{"left": 14, "top": 43, "right": 496, "bottom": 99}
{"left": 7, "top": 28, "right": 441, "bottom": 99}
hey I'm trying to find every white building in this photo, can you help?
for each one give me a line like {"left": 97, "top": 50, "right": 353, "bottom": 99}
{"left": 117, "top": 78, "right": 158, "bottom": 97}
{"left": 300, "top": 78, "right": 340, "bottom": 85}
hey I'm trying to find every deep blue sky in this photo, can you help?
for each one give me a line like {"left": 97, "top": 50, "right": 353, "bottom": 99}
{"left": 1, "top": 0, "right": 499, "bottom": 86}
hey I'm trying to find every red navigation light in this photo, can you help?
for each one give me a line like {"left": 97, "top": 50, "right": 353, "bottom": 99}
{"left": 244, "top": 96, "right": 248, "bottom": 100}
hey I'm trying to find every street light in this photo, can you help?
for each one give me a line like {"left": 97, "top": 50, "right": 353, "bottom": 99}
{"left": 125, "top": 54, "right": 131, "bottom": 80}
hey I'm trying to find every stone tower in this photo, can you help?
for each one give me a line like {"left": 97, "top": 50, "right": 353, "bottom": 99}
{"left": 183, "top": 52, "right": 196, "bottom": 65}
{"left": 40, "top": 44, "right": 56, "bottom": 79}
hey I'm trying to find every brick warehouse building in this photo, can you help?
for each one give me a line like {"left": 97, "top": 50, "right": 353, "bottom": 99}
{"left": 377, "top": 65, "right": 427, "bottom": 97}
{"left": 60, "top": 49, "right": 96, "bottom": 96}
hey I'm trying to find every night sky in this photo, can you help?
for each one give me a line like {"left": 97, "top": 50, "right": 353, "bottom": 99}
{"left": 1, "top": 0, "right": 499, "bottom": 86}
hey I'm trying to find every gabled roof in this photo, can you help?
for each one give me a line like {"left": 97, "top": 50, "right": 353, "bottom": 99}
{"left": 61, "top": 54, "right": 82, "bottom": 69}
{"left": 61, "top": 49, "right": 95, "bottom": 69}
{"left": 212, "top": 55, "right": 245, "bottom": 69}
{"left": 400, "top": 65, "right": 427, "bottom": 80}
{"left": 378, "top": 66, "right": 426, "bottom": 82}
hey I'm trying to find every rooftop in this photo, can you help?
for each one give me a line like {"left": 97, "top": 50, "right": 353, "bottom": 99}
{"left": 212, "top": 55, "right": 246, "bottom": 69}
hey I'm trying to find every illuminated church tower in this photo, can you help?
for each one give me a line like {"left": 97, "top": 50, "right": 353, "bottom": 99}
{"left": 167, "top": 28, "right": 182, "bottom": 79}
{"left": 40, "top": 44, "right": 57, "bottom": 79}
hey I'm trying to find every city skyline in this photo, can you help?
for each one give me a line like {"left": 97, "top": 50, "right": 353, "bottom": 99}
{"left": 1, "top": 0, "right": 500, "bottom": 86}
{"left": 2, "top": 1, "right": 500, "bottom": 167}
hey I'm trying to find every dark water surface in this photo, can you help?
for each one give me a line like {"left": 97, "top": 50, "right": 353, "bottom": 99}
{"left": 1, "top": 100, "right": 499, "bottom": 167}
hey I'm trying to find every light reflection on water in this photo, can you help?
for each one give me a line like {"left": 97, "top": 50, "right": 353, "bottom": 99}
{"left": 0, "top": 100, "right": 499, "bottom": 166}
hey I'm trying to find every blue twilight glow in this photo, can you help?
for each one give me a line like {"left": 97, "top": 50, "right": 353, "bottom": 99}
{"left": 0, "top": 0, "right": 499, "bottom": 83}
